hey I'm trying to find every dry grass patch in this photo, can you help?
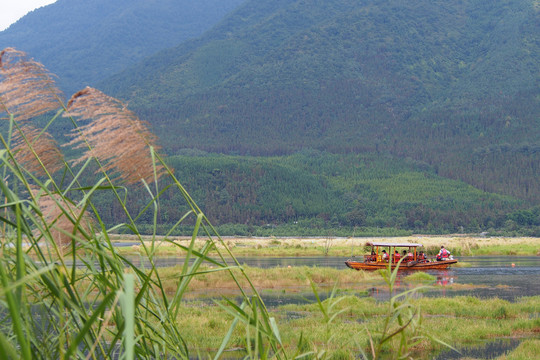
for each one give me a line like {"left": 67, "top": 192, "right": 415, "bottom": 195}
{"left": 156, "top": 265, "right": 382, "bottom": 293}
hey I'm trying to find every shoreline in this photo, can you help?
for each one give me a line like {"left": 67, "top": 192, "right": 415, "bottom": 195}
{"left": 112, "top": 235, "right": 540, "bottom": 257}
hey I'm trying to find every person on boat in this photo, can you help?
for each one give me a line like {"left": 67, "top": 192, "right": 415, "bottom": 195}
{"left": 402, "top": 250, "right": 409, "bottom": 262}
{"left": 418, "top": 251, "right": 427, "bottom": 262}
{"left": 368, "top": 250, "right": 377, "bottom": 262}
{"left": 382, "top": 250, "right": 389, "bottom": 262}
{"left": 436, "top": 246, "right": 450, "bottom": 261}
{"left": 393, "top": 250, "right": 400, "bottom": 263}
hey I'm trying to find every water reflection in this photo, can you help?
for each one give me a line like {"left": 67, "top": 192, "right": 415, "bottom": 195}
{"left": 431, "top": 338, "right": 522, "bottom": 360}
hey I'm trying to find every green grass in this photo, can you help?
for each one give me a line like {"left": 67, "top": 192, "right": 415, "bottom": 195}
{"left": 169, "top": 294, "right": 540, "bottom": 357}
{"left": 156, "top": 265, "right": 383, "bottom": 293}
{"left": 403, "top": 272, "right": 437, "bottom": 283}
{"left": 115, "top": 238, "right": 540, "bottom": 258}
{"left": 469, "top": 244, "right": 540, "bottom": 256}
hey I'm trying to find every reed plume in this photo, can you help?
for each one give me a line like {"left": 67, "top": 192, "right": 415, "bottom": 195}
{"left": 64, "top": 87, "right": 165, "bottom": 185}
{"left": 11, "top": 124, "right": 64, "bottom": 176}
{"left": 0, "top": 47, "right": 62, "bottom": 121}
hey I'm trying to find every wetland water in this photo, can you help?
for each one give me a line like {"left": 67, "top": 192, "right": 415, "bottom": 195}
{"left": 130, "top": 255, "right": 540, "bottom": 301}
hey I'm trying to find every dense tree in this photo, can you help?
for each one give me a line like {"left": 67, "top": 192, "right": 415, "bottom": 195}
{"left": 85, "top": 152, "right": 527, "bottom": 235}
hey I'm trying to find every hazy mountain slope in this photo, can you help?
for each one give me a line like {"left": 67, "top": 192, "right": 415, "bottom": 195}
{"left": 0, "top": 0, "right": 245, "bottom": 94}
{"left": 103, "top": 0, "right": 538, "bottom": 149}
{"left": 100, "top": 0, "right": 539, "bottom": 202}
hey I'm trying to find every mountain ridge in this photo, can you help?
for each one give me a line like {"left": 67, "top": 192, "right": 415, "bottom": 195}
{"left": 0, "top": 0, "right": 245, "bottom": 94}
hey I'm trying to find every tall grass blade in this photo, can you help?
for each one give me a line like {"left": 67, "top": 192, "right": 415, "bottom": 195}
{"left": 214, "top": 307, "right": 243, "bottom": 360}
{"left": 121, "top": 274, "right": 135, "bottom": 360}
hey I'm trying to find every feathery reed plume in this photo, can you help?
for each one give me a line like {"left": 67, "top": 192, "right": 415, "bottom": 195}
{"left": 0, "top": 47, "right": 63, "bottom": 121}
{"left": 11, "top": 124, "right": 64, "bottom": 176}
{"left": 64, "top": 86, "right": 165, "bottom": 185}
{"left": 32, "top": 187, "right": 94, "bottom": 247}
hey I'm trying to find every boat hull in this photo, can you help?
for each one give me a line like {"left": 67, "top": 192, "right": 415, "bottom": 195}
{"left": 345, "top": 259, "right": 457, "bottom": 271}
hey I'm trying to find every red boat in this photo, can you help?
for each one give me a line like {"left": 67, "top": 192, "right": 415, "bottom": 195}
{"left": 345, "top": 242, "right": 457, "bottom": 271}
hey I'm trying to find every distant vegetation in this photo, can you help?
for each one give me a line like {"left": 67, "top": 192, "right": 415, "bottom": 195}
{"left": 87, "top": 151, "right": 540, "bottom": 236}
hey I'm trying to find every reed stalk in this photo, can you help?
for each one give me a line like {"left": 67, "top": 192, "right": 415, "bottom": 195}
{"left": 0, "top": 47, "right": 282, "bottom": 359}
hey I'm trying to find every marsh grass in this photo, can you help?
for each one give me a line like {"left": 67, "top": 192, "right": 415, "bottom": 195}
{"left": 157, "top": 265, "right": 383, "bottom": 293}
{"left": 170, "top": 295, "right": 540, "bottom": 357}
{"left": 169, "top": 268, "right": 540, "bottom": 358}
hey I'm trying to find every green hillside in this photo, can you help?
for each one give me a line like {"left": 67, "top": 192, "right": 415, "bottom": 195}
{"left": 0, "top": 0, "right": 244, "bottom": 94}
{"left": 101, "top": 0, "right": 540, "bottom": 204}
{"left": 88, "top": 151, "right": 530, "bottom": 236}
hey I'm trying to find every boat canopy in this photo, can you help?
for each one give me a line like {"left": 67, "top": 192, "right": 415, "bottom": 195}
{"left": 365, "top": 242, "right": 424, "bottom": 248}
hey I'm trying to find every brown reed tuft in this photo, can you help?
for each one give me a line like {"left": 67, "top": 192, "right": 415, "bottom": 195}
{"left": 11, "top": 124, "right": 64, "bottom": 176}
{"left": 0, "top": 48, "right": 63, "bottom": 122}
{"left": 32, "top": 187, "right": 94, "bottom": 247}
{"left": 64, "top": 86, "right": 165, "bottom": 185}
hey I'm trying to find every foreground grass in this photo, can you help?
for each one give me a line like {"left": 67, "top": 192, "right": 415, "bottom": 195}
{"left": 174, "top": 295, "right": 540, "bottom": 358}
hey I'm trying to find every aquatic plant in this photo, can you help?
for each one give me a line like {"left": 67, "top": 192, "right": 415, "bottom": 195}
{"left": 360, "top": 260, "right": 456, "bottom": 359}
{"left": 403, "top": 271, "right": 437, "bottom": 283}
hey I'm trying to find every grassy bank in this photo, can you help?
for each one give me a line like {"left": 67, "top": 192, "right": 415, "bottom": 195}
{"left": 157, "top": 265, "right": 382, "bottom": 293}
{"left": 114, "top": 235, "right": 540, "bottom": 257}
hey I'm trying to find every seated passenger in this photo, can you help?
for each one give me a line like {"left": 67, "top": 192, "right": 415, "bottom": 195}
{"left": 393, "top": 250, "right": 400, "bottom": 263}
{"left": 402, "top": 250, "right": 409, "bottom": 262}
{"left": 382, "top": 250, "right": 389, "bottom": 262}
{"left": 418, "top": 251, "right": 427, "bottom": 262}
{"left": 436, "top": 246, "right": 450, "bottom": 261}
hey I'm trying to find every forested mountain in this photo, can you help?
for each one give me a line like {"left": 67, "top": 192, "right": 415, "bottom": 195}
{"left": 101, "top": 0, "right": 540, "bottom": 204}
{"left": 2, "top": 0, "right": 538, "bottom": 235}
{"left": 90, "top": 152, "right": 532, "bottom": 236}
{"left": 0, "top": 0, "right": 245, "bottom": 94}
